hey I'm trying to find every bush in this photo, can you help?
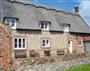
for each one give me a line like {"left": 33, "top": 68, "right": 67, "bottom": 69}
{"left": 37, "top": 58, "right": 47, "bottom": 64}
{"left": 65, "top": 64, "right": 90, "bottom": 71}
{"left": 57, "top": 50, "right": 64, "bottom": 55}
{"left": 48, "top": 58, "right": 55, "bottom": 63}
{"left": 30, "top": 50, "right": 40, "bottom": 58}
{"left": 25, "top": 59, "right": 34, "bottom": 65}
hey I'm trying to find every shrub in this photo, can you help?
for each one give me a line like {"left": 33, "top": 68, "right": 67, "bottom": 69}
{"left": 25, "top": 59, "right": 34, "bottom": 65}
{"left": 30, "top": 50, "right": 40, "bottom": 58}
{"left": 48, "top": 58, "right": 55, "bottom": 63}
{"left": 57, "top": 50, "right": 64, "bottom": 55}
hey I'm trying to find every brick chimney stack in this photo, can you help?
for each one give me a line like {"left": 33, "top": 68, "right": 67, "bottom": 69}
{"left": 74, "top": 5, "right": 79, "bottom": 14}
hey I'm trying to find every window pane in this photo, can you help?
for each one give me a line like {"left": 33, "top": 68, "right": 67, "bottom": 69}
{"left": 41, "top": 23, "right": 44, "bottom": 29}
{"left": 42, "top": 40, "right": 45, "bottom": 46}
{"left": 23, "top": 39, "right": 25, "bottom": 48}
{"left": 78, "top": 41, "right": 82, "bottom": 46}
{"left": 46, "top": 40, "right": 48, "bottom": 44}
{"left": 14, "top": 38, "right": 17, "bottom": 48}
{"left": 19, "top": 39, "right": 21, "bottom": 48}
{"left": 11, "top": 19, "right": 15, "bottom": 27}
{"left": 45, "top": 23, "right": 47, "bottom": 29}
{"left": 5, "top": 19, "right": 10, "bottom": 24}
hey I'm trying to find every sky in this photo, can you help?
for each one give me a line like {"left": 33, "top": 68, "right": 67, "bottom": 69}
{"left": 26, "top": 0, "right": 90, "bottom": 24}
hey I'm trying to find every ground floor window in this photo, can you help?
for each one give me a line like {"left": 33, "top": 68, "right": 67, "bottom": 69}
{"left": 44, "top": 50, "right": 51, "bottom": 56}
{"left": 42, "top": 39, "right": 50, "bottom": 48}
{"left": 78, "top": 40, "right": 83, "bottom": 46}
{"left": 13, "top": 37, "right": 26, "bottom": 49}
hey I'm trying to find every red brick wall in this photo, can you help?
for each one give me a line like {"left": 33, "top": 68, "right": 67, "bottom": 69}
{"left": 67, "top": 33, "right": 85, "bottom": 53}
{"left": 0, "top": 24, "right": 11, "bottom": 71}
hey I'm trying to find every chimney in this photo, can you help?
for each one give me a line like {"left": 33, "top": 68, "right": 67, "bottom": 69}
{"left": 74, "top": 5, "right": 79, "bottom": 14}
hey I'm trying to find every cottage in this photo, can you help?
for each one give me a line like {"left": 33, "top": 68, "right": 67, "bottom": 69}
{"left": 0, "top": 0, "right": 90, "bottom": 59}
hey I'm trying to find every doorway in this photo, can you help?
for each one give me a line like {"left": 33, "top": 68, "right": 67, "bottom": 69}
{"left": 68, "top": 40, "right": 73, "bottom": 53}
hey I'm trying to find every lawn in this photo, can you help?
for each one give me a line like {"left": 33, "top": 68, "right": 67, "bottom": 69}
{"left": 65, "top": 64, "right": 90, "bottom": 71}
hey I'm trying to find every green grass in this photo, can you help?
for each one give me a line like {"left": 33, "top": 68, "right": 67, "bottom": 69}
{"left": 65, "top": 64, "right": 90, "bottom": 71}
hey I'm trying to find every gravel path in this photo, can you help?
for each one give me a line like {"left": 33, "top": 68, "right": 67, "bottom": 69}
{"left": 16, "top": 58, "right": 90, "bottom": 71}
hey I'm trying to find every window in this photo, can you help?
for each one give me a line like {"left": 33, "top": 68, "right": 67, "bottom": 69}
{"left": 4, "top": 18, "right": 17, "bottom": 29}
{"left": 40, "top": 21, "right": 50, "bottom": 30}
{"left": 13, "top": 38, "right": 26, "bottom": 49}
{"left": 78, "top": 40, "right": 83, "bottom": 46}
{"left": 63, "top": 25, "right": 70, "bottom": 32}
{"left": 44, "top": 50, "right": 51, "bottom": 56}
{"left": 23, "top": 39, "right": 25, "bottom": 48}
{"left": 42, "top": 39, "right": 50, "bottom": 48}
{"left": 14, "top": 38, "right": 17, "bottom": 48}
{"left": 19, "top": 39, "right": 21, "bottom": 48}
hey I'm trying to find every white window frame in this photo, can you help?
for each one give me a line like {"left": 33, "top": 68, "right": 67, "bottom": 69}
{"left": 78, "top": 40, "right": 83, "bottom": 46}
{"left": 13, "top": 37, "right": 26, "bottom": 50}
{"left": 42, "top": 39, "right": 50, "bottom": 48}
{"left": 4, "top": 18, "right": 17, "bottom": 29}
{"left": 41, "top": 22, "right": 49, "bottom": 31}
{"left": 63, "top": 25, "right": 69, "bottom": 32}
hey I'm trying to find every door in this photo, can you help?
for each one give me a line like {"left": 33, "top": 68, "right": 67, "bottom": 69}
{"left": 68, "top": 41, "right": 73, "bottom": 53}
{"left": 85, "top": 41, "right": 90, "bottom": 52}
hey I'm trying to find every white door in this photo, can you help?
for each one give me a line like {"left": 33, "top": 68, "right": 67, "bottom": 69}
{"left": 68, "top": 41, "right": 73, "bottom": 53}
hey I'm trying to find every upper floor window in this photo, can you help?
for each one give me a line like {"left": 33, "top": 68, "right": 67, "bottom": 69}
{"left": 42, "top": 39, "right": 50, "bottom": 48}
{"left": 13, "top": 37, "right": 26, "bottom": 50}
{"left": 4, "top": 17, "right": 18, "bottom": 29}
{"left": 78, "top": 40, "right": 83, "bottom": 46}
{"left": 63, "top": 24, "right": 70, "bottom": 33}
{"left": 40, "top": 21, "right": 50, "bottom": 31}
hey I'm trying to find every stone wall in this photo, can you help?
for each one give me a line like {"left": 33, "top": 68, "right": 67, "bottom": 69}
{"left": 12, "top": 30, "right": 68, "bottom": 58}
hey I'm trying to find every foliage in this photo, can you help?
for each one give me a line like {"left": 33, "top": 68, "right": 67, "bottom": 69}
{"left": 48, "top": 58, "right": 55, "bottom": 63}
{"left": 65, "top": 64, "right": 90, "bottom": 71}
{"left": 30, "top": 50, "right": 40, "bottom": 57}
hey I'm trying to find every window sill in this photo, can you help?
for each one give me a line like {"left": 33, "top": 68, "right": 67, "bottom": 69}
{"left": 13, "top": 48, "right": 26, "bottom": 50}
{"left": 11, "top": 27, "right": 16, "bottom": 29}
{"left": 42, "top": 46, "right": 50, "bottom": 48}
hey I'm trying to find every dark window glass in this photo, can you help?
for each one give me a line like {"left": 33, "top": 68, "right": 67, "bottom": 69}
{"left": 45, "top": 23, "right": 47, "bottom": 29}
{"left": 42, "top": 40, "right": 45, "bottom": 46}
{"left": 41, "top": 23, "right": 44, "bottom": 29}
{"left": 23, "top": 39, "right": 25, "bottom": 48}
{"left": 46, "top": 40, "right": 49, "bottom": 45}
{"left": 14, "top": 38, "right": 17, "bottom": 48}
{"left": 19, "top": 39, "right": 21, "bottom": 48}
{"left": 11, "top": 19, "right": 15, "bottom": 27}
